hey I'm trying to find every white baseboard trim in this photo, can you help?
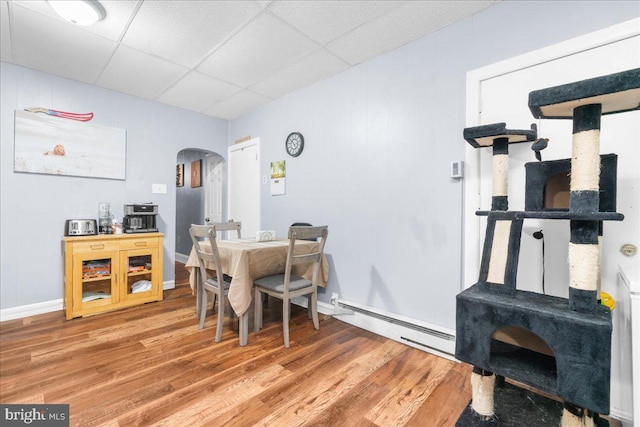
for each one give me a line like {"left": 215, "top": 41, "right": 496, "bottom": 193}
{"left": 609, "top": 408, "right": 633, "bottom": 427}
{"left": 175, "top": 253, "right": 189, "bottom": 264}
{"left": 0, "top": 299, "right": 63, "bottom": 322}
{"left": 290, "top": 296, "right": 457, "bottom": 362}
{"left": 1, "top": 280, "right": 177, "bottom": 322}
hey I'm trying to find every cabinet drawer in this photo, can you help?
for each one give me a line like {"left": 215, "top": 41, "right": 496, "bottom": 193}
{"left": 71, "top": 241, "right": 119, "bottom": 253}
{"left": 119, "top": 237, "right": 159, "bottom": 250}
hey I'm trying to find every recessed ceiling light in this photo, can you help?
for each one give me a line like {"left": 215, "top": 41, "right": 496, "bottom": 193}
{"left": 47, "top": 0, "right": 106, "bottom": 26}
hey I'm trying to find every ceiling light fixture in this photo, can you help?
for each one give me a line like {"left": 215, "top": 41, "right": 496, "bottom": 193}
{"left": 47, "top": 0, "right": 106, "bottom": 26}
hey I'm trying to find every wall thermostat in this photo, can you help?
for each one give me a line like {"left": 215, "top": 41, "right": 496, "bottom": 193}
{"left": 451, "top": 160, "right": 464, "bottom": 178}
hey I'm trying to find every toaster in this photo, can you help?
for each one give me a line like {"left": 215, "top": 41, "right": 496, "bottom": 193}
{"left": 65, "top": 219, "right": 97, "bottom": 236}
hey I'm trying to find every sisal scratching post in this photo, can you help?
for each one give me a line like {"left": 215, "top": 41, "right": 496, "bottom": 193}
{"left": 470, "top": 368, "right": 496, "bottom": 418}
{"left": 492, "top": 138, "right": 509, "bottom": 211}
{"left": 561, "top": 403, "right": 598, "bottom": 427}
{"left": 563, "top": 99, "right": 603, "bottom": 427}
{"left": 567, "top": 104, "right": 602, "bottom": 313}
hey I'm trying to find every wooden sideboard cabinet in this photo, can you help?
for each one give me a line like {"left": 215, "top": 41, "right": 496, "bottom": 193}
{"left": 63, "top": 233, "right": 164, "bottom": 319}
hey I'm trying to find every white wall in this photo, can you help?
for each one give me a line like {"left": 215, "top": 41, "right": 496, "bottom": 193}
{"left": 0, "top": 63, "right": 228, "bottom": 310}
{"left": 229, "top": 0, "right": 640, "bottom": 330}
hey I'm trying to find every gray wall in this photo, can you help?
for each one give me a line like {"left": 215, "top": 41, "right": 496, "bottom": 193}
{"left": 0, "top": 63, "right": 228, "bottom": 309}
{"left": 175, "top": 150, "right": 206, "bottom": 256}
{"left": 229, "top": 0, "right": 640, "bottom": 330}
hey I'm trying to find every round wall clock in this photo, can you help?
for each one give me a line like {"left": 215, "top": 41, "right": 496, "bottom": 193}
{"left": 285, "top": 132, "right": 304, "bottom": 157}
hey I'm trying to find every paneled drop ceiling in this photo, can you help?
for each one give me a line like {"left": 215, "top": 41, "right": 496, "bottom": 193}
{"left": 1, "top": 0, "right": 498, "bottom": 120}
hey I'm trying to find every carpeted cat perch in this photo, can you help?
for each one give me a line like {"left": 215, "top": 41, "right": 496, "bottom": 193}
{"left": 455, "top": 68, "right": 640, "bottom": 427}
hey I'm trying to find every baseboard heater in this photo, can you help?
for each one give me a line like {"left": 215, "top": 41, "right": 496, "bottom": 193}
{"left": 332, "top": 298, "right": 457, "bottom": 360}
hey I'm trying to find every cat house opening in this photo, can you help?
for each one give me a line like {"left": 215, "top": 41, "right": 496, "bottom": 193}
{"left": 525, "top": 154, "right": 617, "bottom": 212}
{"left": 491, "top": 326, "right": 557, "bottom": 392}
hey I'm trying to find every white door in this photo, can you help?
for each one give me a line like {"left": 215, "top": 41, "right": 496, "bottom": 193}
{"left": 478, "top": 35, "right": 639, "bottom": 297}
{"left": 228, "top": 138, "right": 260, "bottom": 239}
{"left": 204, "top": 154, "right": 223, "bottom": 224}
{"left": 465, "top": 19, "right": 639, "bottom": 422}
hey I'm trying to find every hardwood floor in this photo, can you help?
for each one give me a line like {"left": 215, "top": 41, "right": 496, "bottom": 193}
{"left": 0, "top": 263, "right": 472, "bottom": 426}
{"left": 3, "top": 262, "right": 617, "bottom": 427}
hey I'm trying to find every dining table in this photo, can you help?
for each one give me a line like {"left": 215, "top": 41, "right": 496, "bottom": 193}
{"left": 184, "top": 238, "right": 329, "bottom": 346}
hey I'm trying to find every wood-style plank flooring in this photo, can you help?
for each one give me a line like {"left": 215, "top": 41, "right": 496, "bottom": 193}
{"left": 2, "top": 262, "right": 616, "bottom": 427}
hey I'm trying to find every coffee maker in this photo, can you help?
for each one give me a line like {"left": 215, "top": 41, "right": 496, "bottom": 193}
{"left": 123, "top": 203, "right": 158, "bottom": 233}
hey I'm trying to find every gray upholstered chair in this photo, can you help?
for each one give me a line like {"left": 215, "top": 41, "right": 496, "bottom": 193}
{"left": 189, "top": 224, "right": 232, "bottom": 342}
{"left": 209, "top": 220, "right": 242, "bottom": 239}
{"left": 253, "top": 225, "right": 328, "bottom": 348}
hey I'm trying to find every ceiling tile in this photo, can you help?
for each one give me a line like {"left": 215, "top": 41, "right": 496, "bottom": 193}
{"left": 156, "top": 71, "right": 241, "bottom": 112}
{"left": 3, "top": 0, "right": 501, "bottom": 120}
{"left": 122, "top": 0, "right": 261, "bottom": 67}
{"left": 1, "top": 2, "right": 12, "bottom": 62}
{"left": 97, "top": 45, "right": 188, "bottom": 99}
{"left": 327, "top": 0, "right": 496, "bottom": 65}
{"left": 11, "top": 0, "right": 138, "bottom": 41}
{"left": 197, "top": 12, "right": 318, "bottom": 87}
{"left": 202, "top": 90, "right": 271, "bottom": 120}
{"left": 268, "top": 0, "right": 401, "bottom": 44}
{"left": 11, "top": 5, "right": 116, "bottom": 83}
{"left": 250, "top": 49, "right": 349, "bottom": 99}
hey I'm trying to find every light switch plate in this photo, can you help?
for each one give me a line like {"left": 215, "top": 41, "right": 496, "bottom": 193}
{"left": 451, "top": 161, "right": 464, "bottom": 178}
{"left": 152, "top": 183, "right": 167, "bottom": 194}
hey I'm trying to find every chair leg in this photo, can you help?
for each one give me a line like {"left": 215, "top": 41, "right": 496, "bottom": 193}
{"left": 283, "top": 298, "right": 290, "bottom": 348}
{"left": 211, "top": 293, "right": 217, "bottom": 312}
{"left": 254, "top": 287, "right": 262, "bottom": 333}
{"left": 215, "top": 291, "right": 224, "bottom": 342}
{"left": 199, "top": 289, "right": 208, "bottom": 330}
{"left": 310, "top": 292, "right": 319, "bottom": 330}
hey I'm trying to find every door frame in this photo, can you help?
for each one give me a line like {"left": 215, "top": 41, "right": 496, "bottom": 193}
{"left": 463, "top": 18, "right": 640, "bottom": 289}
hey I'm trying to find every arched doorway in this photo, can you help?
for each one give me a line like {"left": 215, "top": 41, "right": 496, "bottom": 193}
{"left": 175, "top": 149, "right": 225, "bottom": 262}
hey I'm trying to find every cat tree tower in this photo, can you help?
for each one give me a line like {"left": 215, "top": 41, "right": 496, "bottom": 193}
{"left": 456, "top": 68, "right": 640, "bottom": 426}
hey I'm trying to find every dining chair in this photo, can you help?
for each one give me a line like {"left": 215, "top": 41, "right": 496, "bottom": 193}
{"left": 253, "top": 225, "right": 328, "bottom": 348}
{"left": 189, "top": 224, "right": 232, "bottom": 342}
{"left": 209, "top": 220, "right": 242, "bottom": 239}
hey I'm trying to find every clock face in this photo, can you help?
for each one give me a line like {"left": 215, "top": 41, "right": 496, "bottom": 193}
{"left": 286, "top": 132, "right": 304, "bottom": 157}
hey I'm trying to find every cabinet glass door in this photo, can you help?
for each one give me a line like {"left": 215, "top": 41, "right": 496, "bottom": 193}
{"left": 121, "top": 248, "right": 159, "bottom": 301}
{"left": 73, "top": 251, "right": 118, "bottom": 313}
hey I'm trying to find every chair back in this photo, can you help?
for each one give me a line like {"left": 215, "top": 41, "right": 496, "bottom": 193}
{"left": 285, "top": 225, "right": 328, "bottom": 287}
{"left": 291, "top": 222, "right": 316, "bottom": 241}
{"left": 209, "top": 221, "right": 242, "bottom": 239}
{"left": 189, "top": 224, "right": 224, "bottom": 286}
